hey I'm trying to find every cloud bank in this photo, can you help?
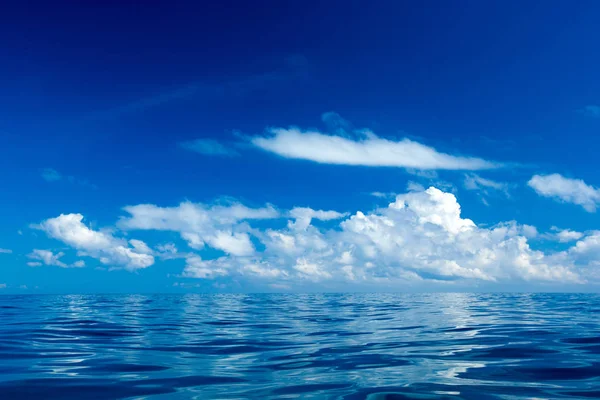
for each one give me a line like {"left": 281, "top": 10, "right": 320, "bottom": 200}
{"left": 33, "top": 186, "right": 597, "bottom": 288}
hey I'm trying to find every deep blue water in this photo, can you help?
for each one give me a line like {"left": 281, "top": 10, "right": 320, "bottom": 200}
{"left": 1, "top": 293, "right": 599, "bottom": 399}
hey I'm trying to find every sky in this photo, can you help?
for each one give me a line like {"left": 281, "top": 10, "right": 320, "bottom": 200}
{"left": 2, "top": 1, "right": 600, "bottom": 293}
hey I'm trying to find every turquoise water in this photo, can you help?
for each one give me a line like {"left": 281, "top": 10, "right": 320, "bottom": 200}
{"left": 1, "top": 293, "right": 599, "bottom": 399}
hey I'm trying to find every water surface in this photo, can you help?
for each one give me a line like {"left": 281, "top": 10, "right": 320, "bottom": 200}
{"left": 1, "top": 293, "right": 599, "bottom": 399}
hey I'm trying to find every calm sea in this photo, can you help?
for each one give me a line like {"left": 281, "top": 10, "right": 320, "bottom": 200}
{"left": 0, "top": 293, "right": 599, "bottom": 399}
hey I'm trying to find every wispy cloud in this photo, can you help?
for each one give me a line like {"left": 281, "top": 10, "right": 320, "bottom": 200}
{"left": 251, "top": 126, "right": 500, "bottom": 171}
{"left": 179, "top": 139, "right": 239, "bottom": 157}
{"left": 40, "top": 168, "right": 97, "bottom": 189}
{"left": 578, "top": 105, "right": 600, "bottom": 118}
{"left": 463, "top": 174, "right": 510, "bottom": 205}
{"left": 0, "top": 248, "right": 12, "bottom": 254}
{"left": 41, "top": 168, "right": 61, "bottom": 182}
{"left": 321, "top": 111, "right": 352, "bottom": 133}
{"left": 79, "top": 54, "right": 309, "bottom": 122}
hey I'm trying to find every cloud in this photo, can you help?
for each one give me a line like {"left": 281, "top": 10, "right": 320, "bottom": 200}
{"left": 79, "top": 54, "right": 309, "bottom": 122}
{"left": 0, "top": 284, "right": 6, "bottom": 289}
{"left": 33, "top": 186, "right": 599, "bottom": 286}
{"left": 179, "top": 139, "right": 239, "bottom": 157}
{"left": 41, "top": 168, "right": 97, "bottom": 189}
{"left": 528, "top": 174, "right": 600, "bottom": 212}
{"left": 464, "top": 174, "right": 510, "bottom": 205}
{"left": 27, "top": 249, "right": 68, "bottom": 268}
{"left": 34, "top": 214, "right": 154, "bottom": 271}
{"left": 464, "top": 174, "right": 508, "bottom": 192}
{"left": 182, "top": 255, "right": 232, "bottom": 279}
{"left": 578, "top": 105, "right": 600, "bottom": 118}
{"left": 0, "top": 248, "right": 12, "bottom": 254}
{"left": 118, "top": 201, "right": 279, "bottom": 255}
{"left": 371, "top": 191, "right": 398, "bottom": 199}
{"left": 41, "top": 168, "right": 62, "bottom": 182}
{"left": 251, "top": 127, "right": 499, "bottom": 170}
{"left": 123, "top": 188, "right": 586, "bottom": 284}
{"left": 321, "top": 111, "right": 351, "bottom": 132}
{"left": 288, "top": 207, "right": 347, "bottom": 230}
{"left": 547, "top": 227, "right": 584, "bottom": 243}
{"left": 176, "top": 187, "right": 579, "bottom": 285}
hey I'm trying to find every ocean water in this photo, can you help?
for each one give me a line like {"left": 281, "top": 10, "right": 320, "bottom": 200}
{"left": 0, "top": 293, "right": 599, "bottom": 399}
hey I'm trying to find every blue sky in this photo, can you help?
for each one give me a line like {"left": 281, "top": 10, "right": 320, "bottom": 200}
{"left": 2, "top": 1, "right": 600, "bottom": 293}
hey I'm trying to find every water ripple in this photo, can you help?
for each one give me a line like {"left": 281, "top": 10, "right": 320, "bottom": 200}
{"left": 0, "top": 293, "right": 599, "bottom": 399}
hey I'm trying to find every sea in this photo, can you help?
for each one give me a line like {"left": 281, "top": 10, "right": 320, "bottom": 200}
{"left": 0, "top": 293, "right": 598, "bottom": 399}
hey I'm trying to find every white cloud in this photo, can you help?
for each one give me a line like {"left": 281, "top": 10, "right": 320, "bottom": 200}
{"left": 547, "top": 227, "right": 584, "bottom": 243}
{"left": 464, "top": 174, "right": 508, "bottom": 193}
{"left": 27, "top": 249, "right": 67, "bottom": 268}
{"left": 371, "top": 191, "right": 399, "bottom": 199}
{"left": 251, "top": 127, "right": 498, "bottom": 170}
{"left": 0, "top": 284, "right": 6, "bottom": 289}
{"left": 182, "top": 255, "right": 231, "bottom": 279}
{"left": 528, "top": 174, "right": 600, "bottom": 212}
{"left": 464, "top": 174, "right": 510, "bottom": 205}
{"left": 288, "top": 207, "right": 347, "bottom": 230}
{"left": 179, "top": 139, "right": 239, "bottom": 157}
{"left": 156, "top": 243, "right": 178, "bottom": 255}
{"left": 118, "top": 201, "right": 279, "bottom": 255}
{"left": 172, "top": 187, "right": 581, "bottom": 285}
{"left": 27, "top": 262, "right": 42, "bottom": 267}
{"left": 34, "top": 214, "right": 154, "bottom": 271}
{"left": 32, "top": 187, "right": 597, "bottom": 286}
{"left": 0, "top": 248, "right": 12, "bottom": 254}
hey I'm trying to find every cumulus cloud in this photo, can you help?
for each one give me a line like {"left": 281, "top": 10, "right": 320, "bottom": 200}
{"left": 251, "top": 127, "right": 499, "bottom": 170}
{"left": 150, "top": 188, "right": 582, "bottom": 285}
{"left": 546, "top": 227, "right": 584, "bottom": 243}
{"left": 31, "top": 187, "right": 598, "bottom": 287}
{"left": 179, "top": 138, "right": 239, "bottom": 157}
{"left": 34, "top": 214, "right": 154, "bottom": 271}
{"left": 528, "top": 174, "right": 600, "bottom": 212}
{"left": 118, "top": 201, "right": 279, "bottom": 255}
{"left": 27, "top": 249, "right": 67, "bottom": 268}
